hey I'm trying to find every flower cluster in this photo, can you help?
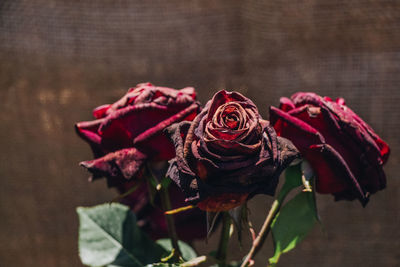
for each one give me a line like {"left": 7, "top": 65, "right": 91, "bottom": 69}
{"left": 76, "top": 84, "right": 390, "bottom": 244}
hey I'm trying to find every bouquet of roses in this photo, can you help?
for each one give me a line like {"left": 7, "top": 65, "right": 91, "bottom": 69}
{"left": 75, "top": 83, "right": 389, "bottom": 267}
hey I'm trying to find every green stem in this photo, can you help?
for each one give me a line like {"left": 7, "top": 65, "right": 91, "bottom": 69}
{"left": 216, "top": 212, "right": 231, "bottom": 267}
{"left": 146, "top": 163, "right": 181, "bottom": 260}
{"left": 160, "top": 184, "right": 181, "bottom": 260}
{"left": 240, "top": 186, "right": 291, "bottom": 267}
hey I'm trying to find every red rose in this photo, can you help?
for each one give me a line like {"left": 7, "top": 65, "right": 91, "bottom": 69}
{"left": 166, "top": 90, "right": 299, "bottom": 212}
{"left": 270, "top": 92, "right": 390, "bottom": 205}
{"left": 75, "top": 82, "right": 200, "bottom": 186}
{"left": 76, "top": 82, "right": 204, "bottom": 241}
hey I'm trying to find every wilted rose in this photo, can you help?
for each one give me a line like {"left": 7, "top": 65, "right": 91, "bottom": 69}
{"left": 75, "top": 82, "right": 205, "bottom": 241}
{"left": 166, "top": 90, "right": 299, "bottom": 212}
{"left": 270, "top": 92, "right": 390, "bottom": 205}
{"left": 75, "top": 82, "right": 200, "bottom": 186}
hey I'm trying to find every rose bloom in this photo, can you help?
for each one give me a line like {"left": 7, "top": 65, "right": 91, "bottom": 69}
{"left": 75, "top": 82, "right": 200, "bottom": 185}
{"left": 270, "top": 92, "right": 390, "bottom": 206}
{"left": 75, "top": 82, "right": 205, "bottom": 241}
{"left": 166, "top": 90, "right": 299, "bottom": 212}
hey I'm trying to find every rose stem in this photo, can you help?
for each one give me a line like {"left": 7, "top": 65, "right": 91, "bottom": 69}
{"left": 240, "top": 186, "right": 291, "bottom": 267}
{"left": 160, "top": 183, "right": 182, "bottom": 260}
{"left": 146, "top": 164, "right": 181, "bottom": 260}
{"left": 216, "top": 212, "right": 231, "bottom": 267}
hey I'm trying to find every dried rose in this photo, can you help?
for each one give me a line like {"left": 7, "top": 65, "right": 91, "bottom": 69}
{"left": 166, "top": 90, "right": 299, "bottom": 212}
{"left": 270, "top": 92, "right": 390, "bottom": 205}
{"left": 75, "top": 82, "right": 204, "bottom": 241}
{"left": 75, "top": 82, "right": 200, "bottom": 186}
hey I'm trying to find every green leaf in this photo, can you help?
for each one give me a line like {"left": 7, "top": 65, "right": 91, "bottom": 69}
{"left": 160, "top": 176, "right": 172, "bottom": 189}
{"left": 269, "top": 191, "right": 318, "bottom": 265}
{"left": 77, "top": 203, "right": 166, "bottom": 267}
{"left": 279, "top": 164, "right": 303, "bottom": 197}
{"left": 156, "top": 239, "right": 197, "bottom": 261}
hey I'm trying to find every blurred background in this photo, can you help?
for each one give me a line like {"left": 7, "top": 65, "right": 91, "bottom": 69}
{"left": 0, "top": 0, "right": 399, "bottom": 266}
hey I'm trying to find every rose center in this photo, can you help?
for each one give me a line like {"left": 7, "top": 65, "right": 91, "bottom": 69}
{"left": 224, "top": 113, "right": 240, "bottom": 129}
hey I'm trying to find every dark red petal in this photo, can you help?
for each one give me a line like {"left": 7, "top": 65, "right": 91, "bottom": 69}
{"left": 375, "top": 138, "right": 390, "bottom": 163}
{"left": 98, "top": 102, "right": 172, "bottom": 151}
{"left": 75, "top": 120, "right": 102, "bottom": 145}
{"left": 133, "top": 102, "right": 200, "bottom": 160}
{"left": 324, "top": 100, "right": 389, "bottom": 166}
{"left": 207, "top": 127, "right": 248, "bottom": 141}
{"left": 93, "top": 104, "right": 111, "bottom": 119}
{"left": 279, "top": 97, "right": 295, "bottom": 112}
{"left": 75, "top": 119, "right": 104, "bottom": 157}
{"left": 288, "top": 105, "right": 358, "bottom": 166}
{"left": 269, "top": 106, "right": 325, "bottom": 152}
{"left": 225, "top": 119, "right": 239, "bottom": 129}
{"left": 80, "top": 147, "right": 147, "bottom": 181}
{"left": 165, "top": 121, "right": 196, "bottom": 177}
{"left": 345, "top": 108, "right": 390, "bottom": 163}
{"left": 133, "top": 102, "right": 200, "bottom": 161}
{"left": 336, "top": 97, "right": 346, "bottom": 105}
{"left": 197, "top": 193, "right": 248, "bottom": 212}
{"left": 308, "top": 144, "right": 369, "bottom": 206}
{"left": 184, "top": 107, "right": 209, "bottom": 158}
{"left": 206, "top": 90, "right": 256, "bottom": 121}
{"left": 291, "top": 92, "right": 324, "bottom": 107}
{"left": 137, "top": 134, "right": 176, "bottom": 161}
{"left": 165, "top": 121, "right": 200, "bottom": 202}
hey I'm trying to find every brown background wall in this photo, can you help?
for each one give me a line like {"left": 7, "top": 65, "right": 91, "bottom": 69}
{"left": 0, "top": 1, "right": 399, "bottom": 266}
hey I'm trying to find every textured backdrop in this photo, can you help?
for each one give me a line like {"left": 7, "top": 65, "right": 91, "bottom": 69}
{"left": 0, "top": 1, "right": 399, "bottom": 266}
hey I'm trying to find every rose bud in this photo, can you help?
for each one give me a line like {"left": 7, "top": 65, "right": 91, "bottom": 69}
{"left": 270, "top": 92, "right": 390, "bottom": 206}
{"left": 166, "top": 90, "right": 299, "bottom": 212}
{"left": 75, "top": 82, "right": 201, "bottom": 186}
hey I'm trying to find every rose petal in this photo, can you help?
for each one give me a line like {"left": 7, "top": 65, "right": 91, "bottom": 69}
{"left": 98, "top": 102, "right": 177, "bottom": 151}
{"left": 336, "top": 97, "right": 346, "bottom": 105}
{"left": 197, "top": 193, "right": 249, "bottom": 212}
{"left": 279, "top": 97, "right": 295, "bottom": 112}
{"left": 80, "top": 147, "right": 147, "bottom": 183}
{"left": 133, "top": 102, "right": 200, "bottom": 160}
{"left": 270, "top": 106, "right": 325, "bottom": 151}
{"left": 307, "top": 144, "right": 369, "bottom": 206}
{"left": 92, "top": 104, "right": 111, "bottom": 119}
{"left": 330, "top": 102, "right": 390, "bottom": 164}
{"left": 75, "top": 119, "right": 104, "bottom": 157}
{"left": 206, "top": 90, "right": 257, "bottom": 122}
{"left": 165, "top": 122, "right": 200, "bottom": 202}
